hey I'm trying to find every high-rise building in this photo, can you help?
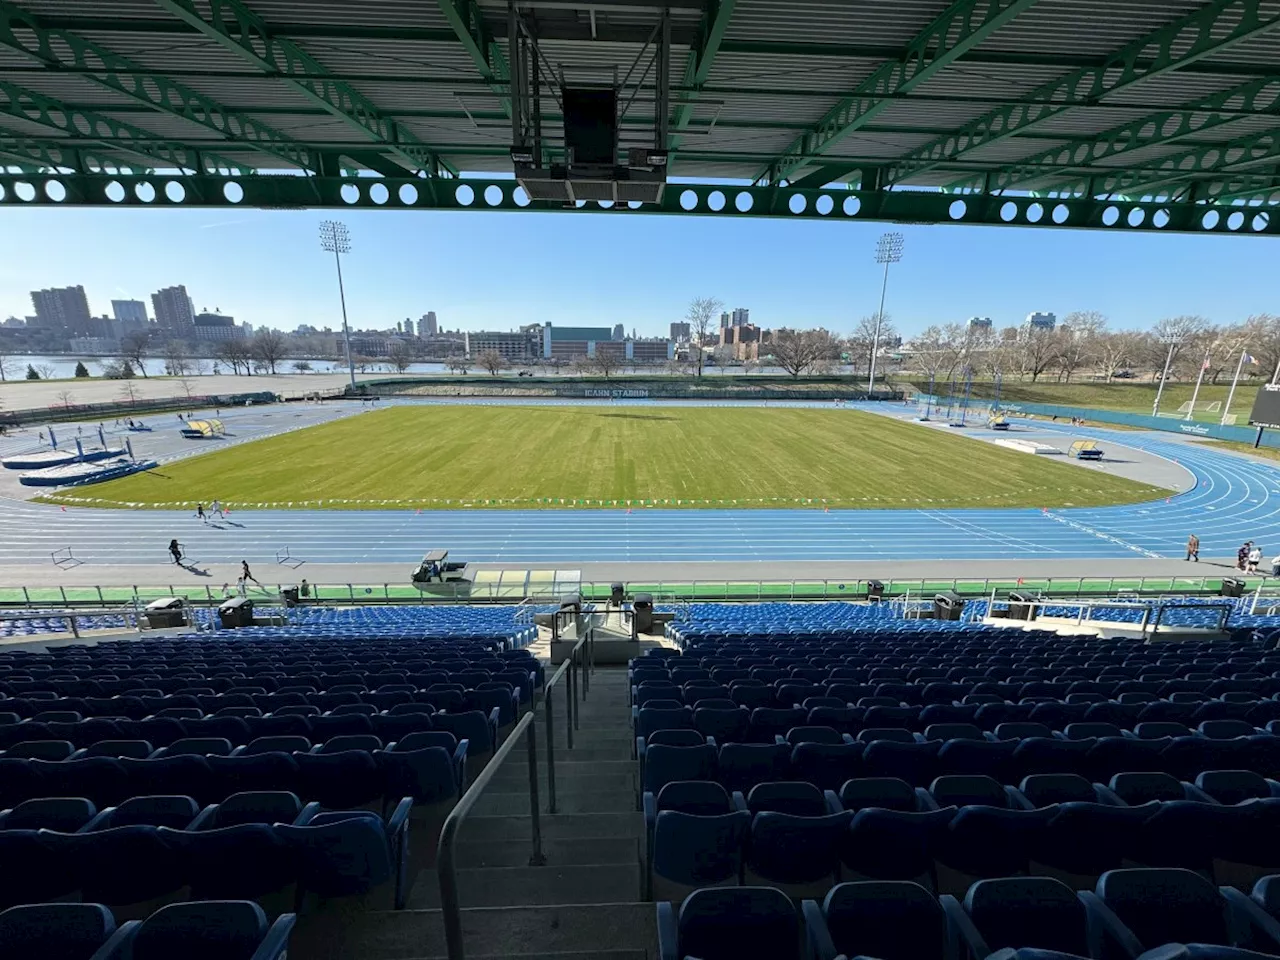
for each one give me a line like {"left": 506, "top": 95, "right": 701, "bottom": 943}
{"left": 1023, "top": 311, "right": 1056, "bottom": 332}
{"left": 193, "top": 311, "right": 243, "bottom": 341}
{"left": 612, "top": 323, "right": 625, "bottom": 341}
{"left": 111, "top": 299, "right": 149, "bottom": 326}
{"left": 967, "top": 317, "right": 993, "bottom": 330}
{"left": 731, "top": 307, "right": 750, "bottom": 327}
{"left": 670, "top": 321, "right": 691, "bottom": 342}
{"left": 30, "top": 285, "right": 92, "bottom": 335}
{"left": 151, "top": 285, "right": 196, "bottom": 337}
{"left": 419, "top": 311, "right": 438, "bottom": 337}
{"left": 720, "top": 311, "right": 731, "bottom": 329}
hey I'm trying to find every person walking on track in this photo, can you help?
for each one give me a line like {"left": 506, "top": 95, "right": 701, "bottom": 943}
{"left": 1186, "top": 534, "right": 1199, "bottom": 562}
{"left": 169, "top": 540, "right": 183, "bottom": 565}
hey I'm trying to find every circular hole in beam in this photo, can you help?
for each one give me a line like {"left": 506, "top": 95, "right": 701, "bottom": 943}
{"left": 135, "top": 181, "right": 156, "bottom": 203}
{"left": 105, "top": 181, "right": 125, "bottom": 203}
{"left": 340, "top": 183, "right": 360, "bottom": 204}
{"left": 369, "top": 183, "right": 389, "bottom": 205}
{"left": 788, "top": 193, "right": 807, "bottom": 214}
{"left": 815, "top": 195, "right": 833, "bottom": 215}
{"left": 948, "top": 199, "right": 967, "bottom": 220}
{"left": 1202, "top": 209, "right": 1220, "bottom": 230}
{"left": 707, "top": 190, "right": 726, "bottom": 212}
{"left": 14, "top": 181, "right": 35, "bottom": 201}
{"left": 455, "top": 184, "right": 474, "bottom": 206}
{"left": 1153, "top": 208, "right": 1170, "bottom": 229}
{"left": 680, "top": 189, "right": 698, "bottom": 211}
{"left": 1127, "top": 207, "right": 1145, "bottom": 227}
{"left": 165, "top": 181, "right": 185, "bottom": 203}
{"left": 1227, "top": 210, "right": 1245, "bottom": 231}
{"left": 222, "top": 180, "right": 244, "bottom": 204}
{"left": 1026, "top": 202, "right": 1044, "bottom": 223}
{"left": 1102, "top": 205, "right": 1120, "bottom": 226}
{"left": 44, "top": 180, "right": 67, "bottom": 202}
{"left": 1052, "top": 204, "right": 1070, "bottom": 224}
{"left": 735, "top": 191, "right": 753, "bottom": 212}
{"left": 484, "top": 184, "right": 504, "bottom": 207}
{"left": 513, "top": 187, "right": 531, "bottom": 207}
{"left": 1253, "top": 212, "right": 1270, "bottom": 232}
{"left": 842, "top": 196, "right": 861, "bottom": 217}
{"left": 398, "top": 183, "right": 418, "bottom": 205}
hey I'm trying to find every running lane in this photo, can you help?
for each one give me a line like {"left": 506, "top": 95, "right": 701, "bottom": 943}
{"left": 0, "top": 421, "right": 1275, "bottom": 564}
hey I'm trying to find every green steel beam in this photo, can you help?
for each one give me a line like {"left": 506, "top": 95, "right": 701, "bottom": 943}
{"left": 672, "top": 0, "right": 737, "bottom": 141}
{"left": 951, "top": 77, "right": 1280, "bottom": 195}
{"left": 0, "top": 77, "right": 249, "bottom": 174}
{"left": 436, "top": 0, "right": 512, "bottom": 118}
{"left": 884, "top": 0, "right": 1280, "bottom": 187}
{"left": 0, "top": 0, "right": 319, "bottom": 173}
{"left": 1096, "top": 126, "right": 1280, "bottom": 198}
{"left": 785, "top": 163, "right": 865, "bottom": 190}
{"left": 0, "top": 137, "right": 84, "bottom": 171}
{"left": 760, "top": 0, "right": 1041, "bottom": 186}
{"left": 2, "top": 173, "right": 1276, "bottom": 236}
{"left": 151, "top": 0, "right": 450, "bottom": 177}
{"left": 1201, "top": 167, "right": 1280, "bottom": 203}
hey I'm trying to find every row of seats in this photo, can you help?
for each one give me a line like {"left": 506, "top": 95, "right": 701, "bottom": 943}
{"left": 634, "top": 728, "right": 1280, "bottom": 790}
{"left": 0, "top": 795, "right": 412, "bottom": 914}
{"left": 655, "top": 871, "right": 1280, "bottom": 960}
{"left": 648, "top": 791, "right": 1280, "bottom": 903}
{"left": 0, "top": 732, "right": 468, "bottom": 808}
{"left": 1, "top": 900, "right": 295, "bottom": 960}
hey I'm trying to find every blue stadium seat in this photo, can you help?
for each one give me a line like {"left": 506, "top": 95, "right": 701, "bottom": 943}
{"left": 293, "top": 749, "right": 385, "bottom": 809}
{"left": 935, "top": 805, "right": 1058, "bottom": 897}
{"left": 1085, "top": 868, "right": 1247, "bottom": 956}
{"left": 803, "top": 880, "right": 946, "bottom": 960}
{"left": 693, "top": 707, "right": 749, "bottom": 744}
{"left": 5, "top": 740, "right": 75, "bottom": 760}
{"left": 83, "top": 795, "right": 200, "bottom": 830}
{"left": 838, "top": 776, "right": 934, "bottom": 813}
{"left": 840, "top": 806, "right": 956, "bottom": 886}
{"left": 0, "top": 796, "right": 96, "bottom": 831}
{"left": 1017, "top": 774, "right": 1122, "bottom": 808}
{"left": 743, "top": 781, "right": 837, "bottom": 817}
{"left": 744, "top": 810, "right": 852, "bottom": 898}
{"left": 188, "top": 791, "right": 317, "bottom": 830}
{"left": 642, "top": 743, "right": 716, "bottom": 795}
{"left": 100, "top": 900, "right": 295, "bottom": 960}
{"left": 944, "top": 876, "right": 1090, "bottom": 959}
{"left": 642, "top": 781, "right": 742, "bottom": 898}
{"left": 379, "top": 731, "right": 467, "bottom": 807}
{"left": 1109, "top": 772, "right": 1208, "bottom": 805}
{"left": 716, "top": 742, "right": 789, "bottom": 794}
{"left": 0, "top": 902, "right": 130, "bottom": 960}
{"left": 275, "top": 802, "right": 412, "bottom": 911}
{"left": 929, "top": 774, "right": 1022, "bottom": 809}
{"left": 235, "top": 736, "right": 311, "bottom": 756}
{"left": 1195, "top": 770, "right": 1280, "bottom": 805}
{"left": 789, "top": 742, "right": 865, "bottom": 791}
{"left": 71, "top": 740, "right": 155, "bottom": 761}
{"left": 69, "top": 824, "right": 187, "bottom": 915}
{"left": 656, "top": 886, "right": 800, "bottom": 960}
{"left": 650, "top": 810, "right": 750, "bottom": 903}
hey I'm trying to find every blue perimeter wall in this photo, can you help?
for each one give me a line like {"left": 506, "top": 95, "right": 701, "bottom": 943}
{"left": 981, "top": 399, "right": 1279, "bottom": 449}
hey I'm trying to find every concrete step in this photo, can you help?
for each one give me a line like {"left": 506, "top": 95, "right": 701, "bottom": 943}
{"left": 408, "top": 862, "right": 642, "bottom": 908}
{"left": 542, "top": 746, "right": 632, "bottom": 763}
{"left": 395, "top": 952, "right": 645, "bottom": 960}
{"left": 460, "top": 812, "right": 643, "bottom": 842}
{"left": 290, "top": 903, "right": 657, "bottom": 960}
{"left": 454, "top": 835, "right": 639, "bottom": 869}
{"left": 475, "top": 787, "right": 636, "bottom": 816}
{"left": 488, "top": 769, "right": 635, "bottom": 793}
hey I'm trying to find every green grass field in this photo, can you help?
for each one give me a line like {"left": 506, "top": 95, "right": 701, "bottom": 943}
{"left": 53, "top": 405, "right": 1167, "bottom": 510}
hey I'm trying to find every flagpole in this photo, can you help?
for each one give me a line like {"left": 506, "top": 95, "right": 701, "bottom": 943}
{"left": 1222, "top": 348, "right": 1249, "bottom": 425}
{"left": 1186, "top": 350, "right": 1210, "bottom": 421}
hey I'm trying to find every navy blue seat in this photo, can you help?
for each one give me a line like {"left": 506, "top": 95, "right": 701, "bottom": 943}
{"left": 5, "top": 740, "right": 75, "bottom": 760}
{"left": 293, "top": 750, "right": 384, "bottom": 809}
{"left": 70, "top": 824, "right": 187, "bottom": 911}
{"left": 379, "top": 731, "right": 466, "bottom": 806}
{"left": 1018, "top": 773, "right": 1118, "bottom": 808}
{"left": 1012, "top": 738, "right": 1094, "bottom": 780}
{"left": 716, "top": 742, "right": 789, "bottom": 794}
{"left": 0, "top": 902, "right": 128, "bottom": 960}
{"left": 946, "top": 876, "right": 1090, "bottom": 959}
{"left": 790, "top": 742, "right": 864, "bottom": 791}
{"left": 650, "top": 810, "right": 750, "bottom": 903}
{"left": 72, "top": 740, "right": 155, "bottom": 760}
{"left": 161, "top": 823, "right": 297, "bottom": 903}
{"left": 694, "top": 707, "right": 749, "bottom": 743}
{"left": 0, "top": 796, "right": 96, "bottom": 831}
{"left": 929, "top": 774, "right": 1019, "bottom": 809}
{"left": 935, "top": 738, "right": 1019, "bottom": 782}
{"left": 744, "top": 810, "right": 852, "bottom": 897}
{"left": 189, "top": 791, "right": 315, "bottom": 830}
{"left": 643, "top": 743, "right": 716, "bottom": 795}
{"left": 744, "top": 781, "right": 834, "bottom": 816}
{"left": 935, "top": 805, "right": 1058, "bottom": 897}
{"left": 275, "top": 803, "right": 412, "bottom": 910}
{"left": 31, "top": 757, "right": 132, "bottom": 807}
{"left": 840, "top": 806, "right": 956, "bottom": 886}
{"left": 104, "top": 900, "right": 295, "bottom": 960}
{"left": 84, "top": 794, "right": 201, "bottom": 830}
{"left": 863, "top": 740, "right": 939, "bottom": 786}
{"left": 1195, "top": 770, "right": 1280, "bottom": 805}
{"left": 803, "top": 880, "right": 946, "bottom": 960}
{"left": 1086, "top": 868, "right": 1245, "bottom": 956}
{"left": 656, "top": 886, "right": 799, "bottom": 960}
{"left": 838, "top": 776, "right": 932, "bottom": 813}
{"left": 748, "top": 707, "right": 806, "bottom": 743}
{"left": 642, "top": 781, "right": 741, "bottom": 898}
{"left": 1109, "top": 771, "right": 1199, "bottom": 805}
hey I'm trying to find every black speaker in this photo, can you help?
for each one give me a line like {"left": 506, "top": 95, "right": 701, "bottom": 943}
{"left": 563, "top": 88, "right": 616, "bottom": 166}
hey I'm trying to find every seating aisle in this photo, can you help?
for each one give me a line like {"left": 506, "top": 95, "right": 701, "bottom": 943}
{"left": 292, "top": 664, "right": 657, "bottom": 960}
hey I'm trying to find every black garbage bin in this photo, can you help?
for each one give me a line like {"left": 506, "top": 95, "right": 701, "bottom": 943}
{"left": 1008, "top": 590, "right": 1038, "bottom": 621}
{"left": 610, "top": 582, "right": 626, "bottom": 604}
{"left": 218, "top": 597, "right": 254, "bottom": 629}
{"left": 144, "top": 597, "right": 186, "bottom": 630}
{"left": 633, "top": 593, "right": 655, "bottom": 634}
{"left": 559, "top": 593, "right": 582, "bottom": 616}
{"left": 1221, "top": 577, "right": 1246, "bottom": 598}
{"left": 866, "top": 579, "right": 885, "bottom": 602}
{"left": 280, "top": 587, "right": 300, "bottom": 608}
{"left": 934, "top": 591, "right": 964, "bottom": 622}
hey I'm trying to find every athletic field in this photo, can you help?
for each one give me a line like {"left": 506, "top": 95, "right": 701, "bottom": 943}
{"left": 57, "top": 405, "right": 1165, "bottom": 510}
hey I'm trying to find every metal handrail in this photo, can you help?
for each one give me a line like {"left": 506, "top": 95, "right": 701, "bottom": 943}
{"left": 542, "top": 630, "right": 592, "bottom": 815}
{"left": 437, "top": 710, "right": 543, "bottom": 960}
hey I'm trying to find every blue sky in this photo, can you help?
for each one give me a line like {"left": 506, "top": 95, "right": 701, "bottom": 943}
{"left": 0, "top": 203, "right": 1274, "bottom": 338}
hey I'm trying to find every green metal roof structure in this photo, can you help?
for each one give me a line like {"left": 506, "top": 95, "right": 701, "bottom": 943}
{"left": 0, "top": 0, "right": 1278, "bottom": 234}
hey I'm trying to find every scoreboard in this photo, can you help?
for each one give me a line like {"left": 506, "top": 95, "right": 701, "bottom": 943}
{"left": 1249, "top": 382, "right": 1280, "bottom": 429}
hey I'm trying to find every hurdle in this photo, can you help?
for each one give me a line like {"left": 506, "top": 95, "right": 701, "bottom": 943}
{"left": 51, "top": 546, "right": 82, "bottom": 569}
{"left": 275, "top": 546, "right": 305, "bottom": 569}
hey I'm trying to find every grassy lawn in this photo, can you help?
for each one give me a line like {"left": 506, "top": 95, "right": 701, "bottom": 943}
{"left": 49, "top": 405, "right": 1166, "bottom": 510}
{"left": 898, "top": 379, "right": 1262, "bottom": 421}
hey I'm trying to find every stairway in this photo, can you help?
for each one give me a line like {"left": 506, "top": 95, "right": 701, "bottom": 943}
{"left": 291, "top": 664, "right": 655, "bottom": 960}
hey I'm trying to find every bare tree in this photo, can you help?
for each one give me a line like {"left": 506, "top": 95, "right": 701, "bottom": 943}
{"left": 352, "top": 354, "right": 375, "bottom": 374}
{"left": 768, "top": 328, "right": 840, "bottom": 377}
{"left": 742, "top": 357, "right": 761, "bottom": 375}
{"left": 591, "top": 350, "right": 623, "bottom": 379}
{"left": 55, "top": 389, "right": 75, "bottom": 409}
{"left": 1148, "top": 315, "right": 1210, "bottom": 381}
{"left": 121, "top": 330, "right": 150, "bottom": 377}
{"left": 1054, "top": 312, "right": 1107, "bottom": 383}
{"left": 445, "top": 356, "right": 471, "bottom": 375}
{"left": 118, "top": 380, "right": 140, "bottom": 404}
{"left": 1238, "top": 315, "right": 1280, "bottom": 384}
{"left": 251, "top": 329, "right": 288, "bottom": 375}
{"left": 176, "top": 377, "right": 196, "bottom": 400}
{"left": 292, "top": 360, "right": 313, "bottom": 373}
{"left": 848, "top": 314, "right": 897, "bottom": 378}
{"left": 162, "top": 339, "right": 191, "bottom": 377}
{"left": 35, "top": 364, "right": 56, "bottom": 380}
{"left": 387, "top": 340, "right": 415, "bottom": 374}
{"left": 1019, "top": 328, "right": 1063, "bottom": 382}
{"left": 0, "top": 348, "right": 11, "bottom": 382}
{"left": 475, "top": 350, "right": 507, "bottom": 376}
{"left": 908, "top": 326, "right": 948, "bottom": 381}
{"left": 685, "top": 296, "right": 723, "bottom": 377}
{"left": 215, "top": 339, "right": 250, "bottom": 375}
{"left": 1095, "top": 331, "right": 1143, "bottom": 381}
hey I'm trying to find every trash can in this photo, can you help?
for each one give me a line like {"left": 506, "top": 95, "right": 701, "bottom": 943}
{"left": 1008, "top": 590, "right": 1038, "bottom": 621}
{"left": 280, "top": 586, "right": 300, "bottom": 608}
{"left": 218, "top": 597, "right": 254, "bottom": 629}
{"left": 559, "top": 593, "right": 582, "bottom": 616}
{"left": 1221, "top": 577, "right": 1246, "bottom": 598}
{"left": 934, "top": 591, "right": 964, "bottom": 622}
{"left": 144, "top": 597, "right": 186, "bottom": 629}
{"left": 866, "top": 579, "right": 885, "bottom": 602}
{"left": 610, "top": 582, "right": 626, "bottom": 604}
{"left": 633, "top": 593, "right": 655, "bottom": 634}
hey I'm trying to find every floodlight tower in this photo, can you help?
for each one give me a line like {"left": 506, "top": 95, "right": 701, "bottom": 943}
{"left": 1152, "top": 334, "right": 1183, "bottom": 418}
{"left": 868, "top": 232, "right": 904, "bottom": 396}
{"left": 319, "top": 220, "right": 356, "bottom": 390}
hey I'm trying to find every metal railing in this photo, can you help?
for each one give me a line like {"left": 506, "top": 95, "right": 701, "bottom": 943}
{"left": 436, "top": 710, "right": 543, "bottom": 960}
{"left": 0, "top": 575, "right": 1260, "bottom": 611}
{"left": 543, "top": 629, "right": 594, "bottom": 815}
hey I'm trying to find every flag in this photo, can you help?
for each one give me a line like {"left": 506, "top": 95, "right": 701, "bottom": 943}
{"left": 1243, "top": 353, "right": 1256, "bottom": 364}
{"left": 1202, "top": 355, "right": 1211, "bottom": 370}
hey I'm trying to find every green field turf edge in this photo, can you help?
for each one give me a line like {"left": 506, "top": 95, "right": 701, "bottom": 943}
{"left": 38, "top": 405, "right": 1167, "bottom": 511}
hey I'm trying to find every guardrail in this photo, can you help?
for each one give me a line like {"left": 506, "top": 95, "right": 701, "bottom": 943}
{"left": 0, "top": 575, "right": 1260, "bottom": 610}
{"left": 436, "top": 710, "right": 543, "bottom": 960}
{"left": 543, "top": 630, "right": 593, "bottom": 815}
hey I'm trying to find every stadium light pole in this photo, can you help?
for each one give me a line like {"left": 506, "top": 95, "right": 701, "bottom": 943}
{"left": 868, "top": 232, "right": 904, "bottom": 397}
{"left": 1151, "top": 334, "right": 1182, "bottom": 418}
{"left": 319, "top": 220, "right": 356, "bottom": 390}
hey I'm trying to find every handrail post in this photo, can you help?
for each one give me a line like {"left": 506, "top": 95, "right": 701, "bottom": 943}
{"left": 526, "top": 717, "right": 545, "bottom": 866}
{"left": 565, "top": 660, "right": 575, "bottom": 750}
{"left": 545, "top": 684, "right": 557, "bottom": 814}
{"left": 572, "top": 651, "right": 580, "bottom": 731}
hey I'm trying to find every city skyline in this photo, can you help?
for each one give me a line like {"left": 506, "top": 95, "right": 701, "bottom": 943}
{"left": 1, "top": 205, "right": 1277, "bottom": 340}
